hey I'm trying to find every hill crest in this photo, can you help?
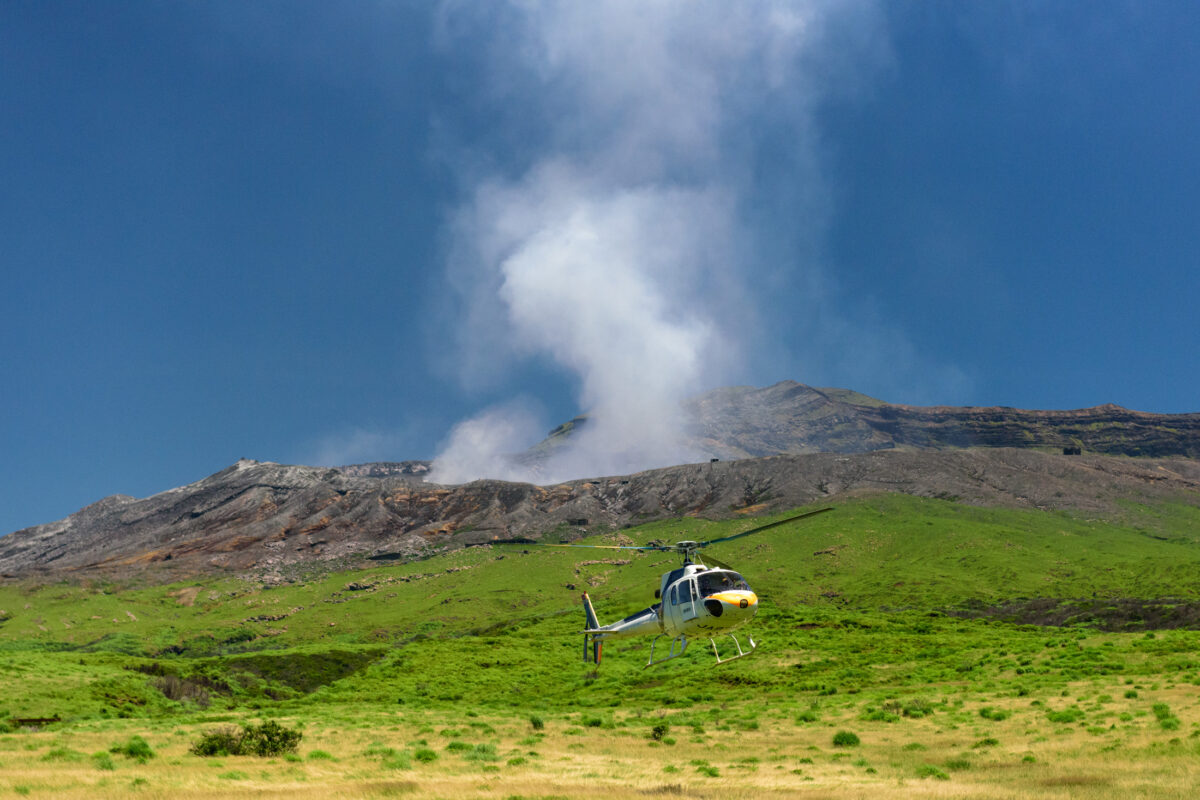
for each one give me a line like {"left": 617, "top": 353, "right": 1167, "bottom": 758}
{"left": 3, "top": 382, "right": 1199, "bottom": 580}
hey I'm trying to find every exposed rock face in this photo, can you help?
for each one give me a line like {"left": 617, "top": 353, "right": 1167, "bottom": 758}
{"left": 3, "top": 382, "right": 1197, "bottom": 580}
{"left": 524, "top": 382, "right": 1200, "bottom": 462}
{"left": 335, "top": 462, "right": 431, "bottom": 479}
{"left": 2, "top": 450, "right": 1198, "bottom": 579}
{"left": 681, "top": 382, "right": 1200, "bottom": 459}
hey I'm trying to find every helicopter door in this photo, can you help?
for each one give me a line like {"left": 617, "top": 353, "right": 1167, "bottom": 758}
{"left": 665, "top": 579, "right": 698, "bottom": 631}
{"left": 678, "top": 578, "right": 698, "bottom": 623}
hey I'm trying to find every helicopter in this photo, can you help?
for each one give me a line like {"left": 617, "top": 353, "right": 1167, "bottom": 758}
{"left": 541, "top": 507, "right": 833, "bottom": 667}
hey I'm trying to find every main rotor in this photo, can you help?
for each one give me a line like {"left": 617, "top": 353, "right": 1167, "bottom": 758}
{"left": 539, "top": 507, "right": 834, "bottom": 567}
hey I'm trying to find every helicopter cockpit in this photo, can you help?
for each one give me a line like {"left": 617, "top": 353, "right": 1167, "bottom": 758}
{"left": 696, "top": 569, "right": 751, "bottom": 596}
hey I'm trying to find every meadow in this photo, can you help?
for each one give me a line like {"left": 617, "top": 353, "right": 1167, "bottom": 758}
{"left": 2, "top": 493, "right": 1200, "bottom": 798}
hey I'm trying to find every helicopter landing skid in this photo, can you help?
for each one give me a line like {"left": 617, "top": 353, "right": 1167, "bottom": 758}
{"left": 645, "top": 634, "right": 688, "bottom": 667}
{"left": 711, "top": 633, "right": 756, "bottom": 665}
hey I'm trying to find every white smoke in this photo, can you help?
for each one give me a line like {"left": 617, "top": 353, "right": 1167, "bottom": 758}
{"left": 429, "top": 0, "right": 886, "bottom": 485}
{"left": 426, "top": 400, "right": 544, "bottom": 485}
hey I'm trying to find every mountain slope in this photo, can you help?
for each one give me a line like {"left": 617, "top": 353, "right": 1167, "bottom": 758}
{"left": 530, "top": 381, "right": 1200, "bottom": 460}
{"left": 4, "top": 381, "right": 1198, "bottom": 580}
{"left": 2, "top": 449, "right": 1198, "bottom": 579}
{"left": 700, "top": 381, "right": 1200, "bottom": 457}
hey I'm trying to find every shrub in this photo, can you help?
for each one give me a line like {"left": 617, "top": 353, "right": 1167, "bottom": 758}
{"left": 903, "top": 699, "right": 935, "bottom": 718}
{"left": 917, "top": 764, "right": 950, "bottom": 780}
{"left": 1045, "top": 708, "right": 1085, "bottom": 725}
{"left": 464, "top": 743, "right": 499, "bottom": 762}
{"left": 529, "top": 715, "right": 545, "bottom": 731}
{"left": 650, "top": 722, "right": 670, "bottom": 741}
{"left": 190, "top": 720, "right": 302, "bottom": 757}
{"left": 363, "top": 743, "right": 396, "bottom": 759}
{"left": 110, "top": 736, "right": 154, "bottom": 763}
{"left": 862, "top": 707, "right": 899, "bottom": 723}
{"left": 92, "top": 752, "right": 116, "bottom": 771}
{"left": 190, "top": 726, "right": 242, "bottom": 757}
{"left": 413, "top": 748, "right": 438, "bottom": 763}
{"left": 832, "top": 731, "right": 860, "bottom": 748}
{"left": 239, "top": 720, "right": 302, "bottom": 756}
{"left": 979, "top": 707, "right": 1010, "bottom": 721}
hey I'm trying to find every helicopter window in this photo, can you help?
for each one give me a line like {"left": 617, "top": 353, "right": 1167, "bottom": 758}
{"left": 697, "top": 571, "right": 751, "bottom": 596}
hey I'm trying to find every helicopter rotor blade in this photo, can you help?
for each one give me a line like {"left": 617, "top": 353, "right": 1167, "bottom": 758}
{"left": 536, "top": 543, "right": 665, "bottom": 551}
{"left": 699, "top": 507, "right": 833, "bottom": 548}
{"left": 700, "top": 552, "right": 738, "bottom": 571}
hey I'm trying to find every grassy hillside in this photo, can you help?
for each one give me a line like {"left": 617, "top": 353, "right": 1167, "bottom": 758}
{"left": 2, "top": 494, "right": 1200, "bottom": 714}
{"left": 3, "top": 492, "right": 1200, "bottom": 797}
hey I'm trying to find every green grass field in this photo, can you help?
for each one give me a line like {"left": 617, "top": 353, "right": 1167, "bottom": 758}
{"left": 2, "top": 493, "right": 1200, "bottom": 797}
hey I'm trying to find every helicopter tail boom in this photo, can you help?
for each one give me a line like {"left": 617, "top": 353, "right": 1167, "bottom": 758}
{"left": 582, "top": 592, "right": 602, "bottom": 664}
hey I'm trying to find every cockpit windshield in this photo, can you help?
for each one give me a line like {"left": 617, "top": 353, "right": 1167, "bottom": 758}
{"left": 697, "top": 570, "right": 751, "bottom": 596}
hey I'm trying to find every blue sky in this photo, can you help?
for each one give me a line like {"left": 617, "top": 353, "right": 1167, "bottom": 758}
{"left": 2, "top": 1, "right": 1198, "bottom": 534}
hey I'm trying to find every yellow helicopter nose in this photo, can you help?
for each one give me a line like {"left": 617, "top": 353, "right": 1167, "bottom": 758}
{"left": 702, "top": 591, "right": 758, "bottom": 620}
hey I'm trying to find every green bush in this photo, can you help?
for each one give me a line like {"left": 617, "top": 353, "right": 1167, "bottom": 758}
{"left": 464, "top": 743, "right": 499, "bottom": 762}
{"left": 903, "top": 699, "right": 935, "bottom": 718}
{"left": 1045, "top": 708, "right": 1085, "bottom": 725}
{"left": 190, "top": 720, "right": 302, "bottom": 757}
{"left": 413, "top": 748, "right": 438, "bottom": 763}
{"left": 239, "top": 720, "right": 303, "bottom": 757}
{"left": 832, "top": 731, "right": 860, "bottom": 747}
{"left": 917, "top": 764, "right": 950, "bottom": 780}
{"left": 650, "top": 722, "right": 670, "bottom": 741}
{"left": 110, "top": 735, "right": 154, "bottom": 763}
{"left": 189, "top": 726, "right": 242, "bottom": 757}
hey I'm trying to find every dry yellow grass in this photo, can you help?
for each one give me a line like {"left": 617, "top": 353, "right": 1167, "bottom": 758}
{"left": 2, "top": 687, "right": 1199, "bottom": 800}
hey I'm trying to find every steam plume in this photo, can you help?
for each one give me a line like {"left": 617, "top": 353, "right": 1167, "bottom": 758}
{"left": 430, "top": 1, "right": 884, "bottom": 485}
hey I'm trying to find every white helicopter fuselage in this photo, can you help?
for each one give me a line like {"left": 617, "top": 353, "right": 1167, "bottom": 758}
{"left": 581, "top": 563, "right": 758, "bottom": 664}
{"left": 658, "top": 563, "right": 758, "bottom": 638}
{"left": 569, "top": 507, "right": 832, "bottom": 665}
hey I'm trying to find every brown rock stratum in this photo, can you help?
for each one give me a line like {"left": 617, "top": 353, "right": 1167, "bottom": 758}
{"left": 3, "top": 382, "right": 1197, "bottom": 580}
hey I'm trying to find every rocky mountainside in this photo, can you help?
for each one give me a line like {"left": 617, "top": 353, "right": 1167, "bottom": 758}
{"left": 3, "top": 382, "right": 1198, "bottom": 580}
{"left": 533, "top": 382, "right": 1200, "bottom": 461}
{"left": 2, "top": 449, "right": 1199, "bottom": 581}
